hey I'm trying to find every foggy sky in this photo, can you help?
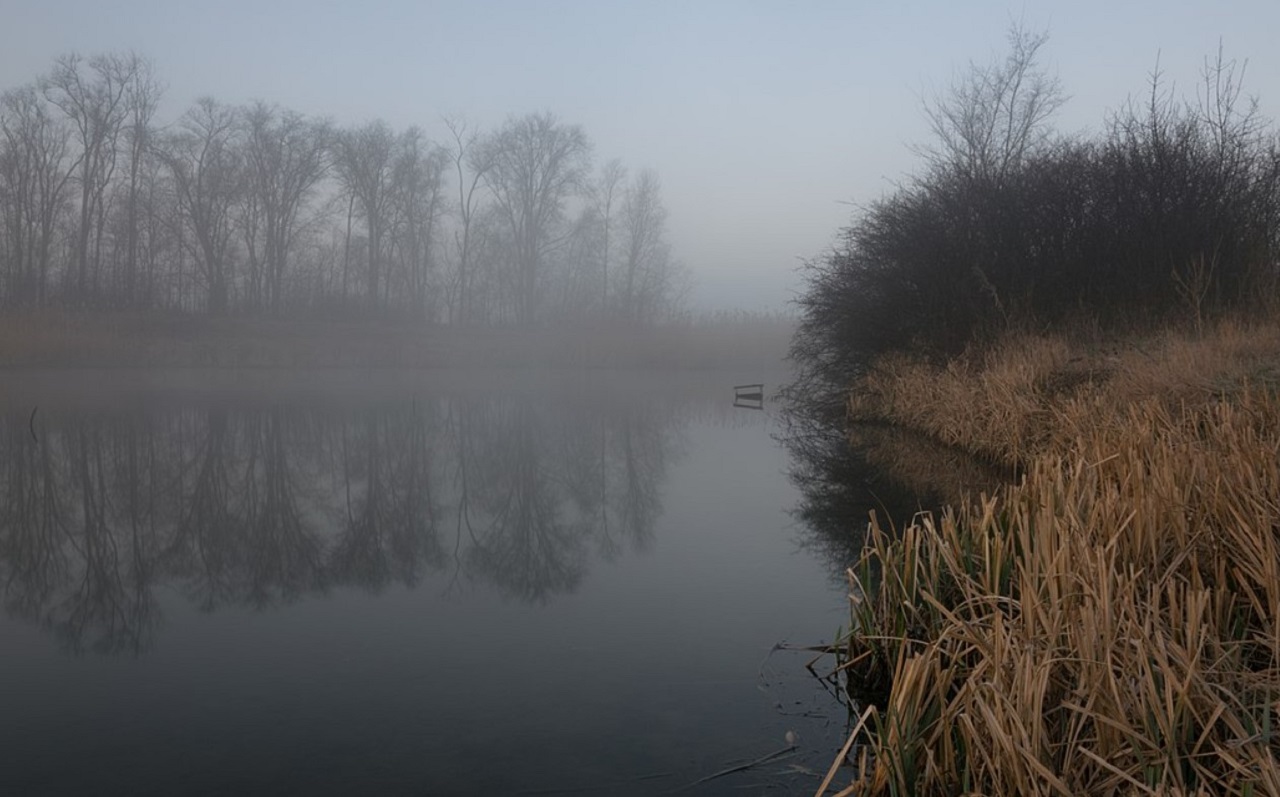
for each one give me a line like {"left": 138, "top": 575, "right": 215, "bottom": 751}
{"left": 1, "top": 0, "right": 1277, "bottom": 311}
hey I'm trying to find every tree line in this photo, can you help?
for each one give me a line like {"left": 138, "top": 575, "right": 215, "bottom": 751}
{"left": 0, "top": 53, "right": 685, "bottom": 324}
{"left": 789, "top": 29, "right": 1280, "bottom": 410}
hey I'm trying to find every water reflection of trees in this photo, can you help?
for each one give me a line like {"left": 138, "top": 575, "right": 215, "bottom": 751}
{"left": 449, "top": 397, "right": 673, "bottom": 602}
{"left": 0, "top": 394, "right": 684, "bottom": 653}
{"left": 781, "top": 411, "right": 1006, "bottom": 578}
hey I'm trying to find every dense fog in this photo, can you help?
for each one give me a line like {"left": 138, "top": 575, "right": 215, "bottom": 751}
{"left": 2, "top": 3, "right": 1276, "bottom": 321}
{"left": 0, "top": 58, "right": 686, "bottom": 325}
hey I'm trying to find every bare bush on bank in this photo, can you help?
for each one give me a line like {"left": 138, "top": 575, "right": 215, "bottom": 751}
{"left": 788, "top": 28, "right": 1280, "bottom": 415}
{"left": 786, "top": 24, "right": 1280, "bottom": 797}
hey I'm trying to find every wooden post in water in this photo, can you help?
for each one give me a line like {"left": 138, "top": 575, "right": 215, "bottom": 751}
{"left": 733, "top": 383, "right": 764, "bottom": 410}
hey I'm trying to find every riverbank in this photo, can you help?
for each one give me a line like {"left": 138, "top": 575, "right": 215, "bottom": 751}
{"left": 0, "top": 310, "right": 793, "bottom": 371}
{"left": 819, "top": 319, "right": 1280, "bottom": 795}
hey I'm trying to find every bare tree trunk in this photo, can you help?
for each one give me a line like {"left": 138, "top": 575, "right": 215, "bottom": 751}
{"left": 44, "top": 53, "right": 141, "bottom": 305}
{"left": 480, "top": 113, "right": 591, "bottom": 326}
{"left": 342, "top": 191, "right": 354, "bottom": 307}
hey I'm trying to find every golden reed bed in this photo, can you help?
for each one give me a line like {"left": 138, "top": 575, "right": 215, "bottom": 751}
{"left": 817, "top": 320, "right": 1280, "bottom": 796}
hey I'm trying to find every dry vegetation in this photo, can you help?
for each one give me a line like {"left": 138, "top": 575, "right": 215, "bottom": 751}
{"left": 817, "top": 319, "right": 1280, "bottom": 795}
{"left": 848, "top": 320, "right": 1280, "bottom": 466}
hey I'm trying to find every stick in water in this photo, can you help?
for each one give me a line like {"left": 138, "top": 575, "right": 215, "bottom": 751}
{"left": 669, "top": 745, "right": 798, "bottom": 792}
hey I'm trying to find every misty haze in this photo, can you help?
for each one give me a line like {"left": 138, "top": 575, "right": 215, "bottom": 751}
{"left": 3, "top": 2, "right": 1280, "bottom": 795}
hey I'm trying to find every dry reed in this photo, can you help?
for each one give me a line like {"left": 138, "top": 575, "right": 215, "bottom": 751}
{"left": 822, "top": 319, "right": 1280, "bottom": 795}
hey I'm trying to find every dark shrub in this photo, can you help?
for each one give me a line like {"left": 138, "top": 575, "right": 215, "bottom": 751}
{"left": 788, "top": 41, "right": 1280, "bottom": 410}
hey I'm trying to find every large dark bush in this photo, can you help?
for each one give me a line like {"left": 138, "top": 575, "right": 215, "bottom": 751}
{"left": 788, "top": 36, "right": 1280, "bottom": 411}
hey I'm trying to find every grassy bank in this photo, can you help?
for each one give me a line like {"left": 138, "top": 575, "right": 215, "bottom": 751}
{"left": 818, "top": 320, "right": 1280, "bottom": 795}
{"left": 0, "top": 310, "right": 794, "bottom": 370}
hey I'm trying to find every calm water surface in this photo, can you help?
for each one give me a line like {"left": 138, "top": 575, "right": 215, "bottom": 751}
{"left": 0, "top": 370, "right": 850, "bottom": 796}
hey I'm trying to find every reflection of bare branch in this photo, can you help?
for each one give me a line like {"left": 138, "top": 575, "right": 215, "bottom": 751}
{"left": 614, "top": 408, "right": 667, "bottom": 555}
{"left": 444, "top": 402, "right": 476, "bottom": 595}
{"left": 168, "top": 409, "right": 242, "bottom": 609}
{"left": 54, "top": 426, "right": 159, "bottom": 655}
{"left": 241, "top": 409, "right": 326, "bottom": 607}
{"left": 782, "top": 411, "right": 1007, "bottom": 581}
{"left": 0, "top": 421, "right": 71, "bottom": 620}
{"left": 330, "top": 408, "right": 445, "bottom": 592}
{"left": 0, "top": 385, "right": 689, "bottom": 653}
{"left": 466, "top": 410, "right": 587, "bottom": 603}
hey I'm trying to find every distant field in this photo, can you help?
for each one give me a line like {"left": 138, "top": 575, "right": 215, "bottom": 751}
{"left": 0, "top": 310, "right": 796, "bottom": 371}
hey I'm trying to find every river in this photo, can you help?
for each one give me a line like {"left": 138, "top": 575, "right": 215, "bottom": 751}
{"left": 0, "top": 369, "right": 855, "bottom": 796}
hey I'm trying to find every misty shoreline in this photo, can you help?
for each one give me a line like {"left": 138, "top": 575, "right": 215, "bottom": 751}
{"left": 0, "top": 310, "right": 795, "bottom": 372}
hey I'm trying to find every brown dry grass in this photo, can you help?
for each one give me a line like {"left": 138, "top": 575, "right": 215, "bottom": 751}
{"left": 821, "top": 319, "right": 1280, "bottom": 796}
{"left": 849, "top": 320, "right": 1280, "bottom": 466}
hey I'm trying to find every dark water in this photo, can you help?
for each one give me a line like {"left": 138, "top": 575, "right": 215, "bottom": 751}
{"left": 0, "top": 371, "right": 852, "bottom": 796}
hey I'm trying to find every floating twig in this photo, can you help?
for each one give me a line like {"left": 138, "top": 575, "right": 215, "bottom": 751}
{"left": 668, "top": 745, "right": 797, "bottom": 792}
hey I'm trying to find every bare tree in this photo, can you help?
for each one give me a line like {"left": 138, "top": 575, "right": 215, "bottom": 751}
{"left": 547, "top": 204, "right": 604, "bottom": 320}
{"left": 593, "top": 158, "right": 627, "bottom": 311}
{"left": 332, "top": 120, "right": 396, "bottom": 310}
{"left": 1198, "top": 44, "right": 1256, "bottom": 151}
{"left": 0, "top": 85, "right": 77, "bottom": 306}
{"left": 157, "top": 98, "right": 243, "bottom": 314}
{"left": 241, "top": 102, "right": 330, "bottom": 315}
{"left": 442, "top": 116, "right": 493, "bottom": 324}
{"left": 132, "top": 145, "right": 173, "bottom": 309}
{"left": 115, "top": 58, "right": 162, "bottom": 307}
{"left": 42, "top": 52, "right": 143, "bottom": 300}
{"left": 458, "top": 204, "right": 511, "bottom": 324}
{"left": 480, "top": 112, "right": 591, "bottom": 324}
{"left": 388, "top": 127, "right": 447, "bottom": 318}
{"left": 618, "top": 169, "right": 677, "bottom": 323}
{"left": 921, "top": 23, "right": 1065, "bottom": 182}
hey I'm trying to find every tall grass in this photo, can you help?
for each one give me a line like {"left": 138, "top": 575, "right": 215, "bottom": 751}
{"left": 820, "top": 320, "right": 1280, "bottom": 795}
